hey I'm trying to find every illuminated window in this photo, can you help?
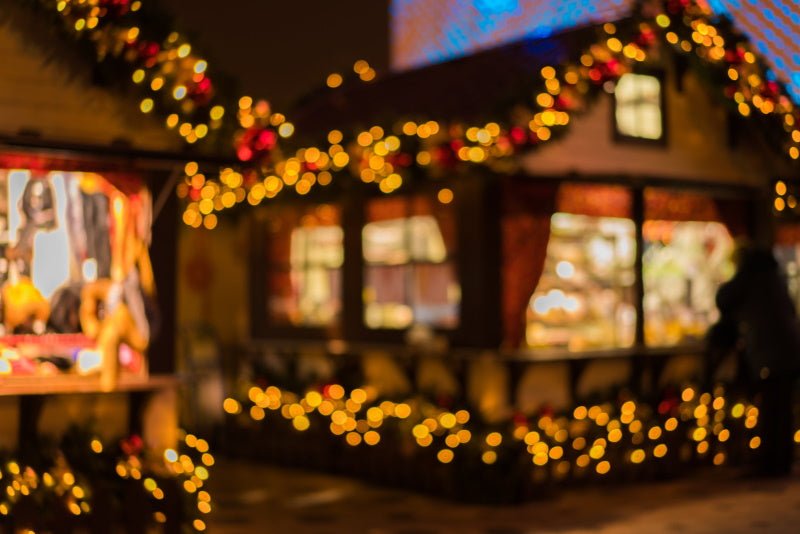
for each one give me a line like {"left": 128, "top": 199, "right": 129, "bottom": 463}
{"left": 643, "top": 221, "right": 734, "bottom": 345}
{"left": 643, "top": 190, "right": 735, "bottom": 346}
{"left": 362, "top": 196, "right": 459, "bottom": 329}
{"left": 526, "top": 213, "right": 637, "bottom": 351}
{"left": 775, "top": 223, "right": 800, "bottom": 311}
{"left": 265, "top": 205, "right": 343, "bottom": 326}
{"left": 614, "top": 73, "right": 663, "bottom": 140}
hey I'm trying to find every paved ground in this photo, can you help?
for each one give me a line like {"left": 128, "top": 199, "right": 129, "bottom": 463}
{"left": 207, "top": 460, "right": 800, "bottom": 533}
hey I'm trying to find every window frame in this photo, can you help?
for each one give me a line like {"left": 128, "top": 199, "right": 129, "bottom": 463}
{"left": 360, "top": 192, "right": 461, "bottom": 334}
{"left": 509, "top": 176, "right": 757, "bottom": 361}
{"left": 251, "top": 200, "right": 345, "bottom": 341}
{"left": 612, "top": 69, "right": 668, "bottom": 146}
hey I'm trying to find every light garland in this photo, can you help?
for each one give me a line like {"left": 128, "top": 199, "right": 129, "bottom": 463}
{"left": 224, "top": 381, "right": 800, "bottom": 483}
{"left": 0, "top": 430, "right": 213, "bottom": 531}
{"left": 39, "top": 0, "right": 233, "bottom": 146}
{"left": 179, "top": 0, "right": 800, "bottom": 228}
{"left": 19, "top": 2, "right": 798, "bottom": 227}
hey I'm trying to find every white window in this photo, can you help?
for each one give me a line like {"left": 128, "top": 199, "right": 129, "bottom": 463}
{"left": 526, "top": 213, "right": 637, "bottom": 351}
{"left": 265, "top": 204, "right": 343, "bottom": 327}
{"left": 615, "top": 73, "right": 663, "bottom": 140}
{"left": 362, "top": 197, "right": 460, "bottom": 330}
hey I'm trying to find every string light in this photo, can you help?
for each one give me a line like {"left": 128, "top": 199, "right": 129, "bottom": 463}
{"left": 0, "top": 432, "right": 213, "bottom": 530}
{"left": 176, "top": 0, "right": 799, "bottom": 225}
{"left": 226, "top": 380, "right": 791, "bottom": 485}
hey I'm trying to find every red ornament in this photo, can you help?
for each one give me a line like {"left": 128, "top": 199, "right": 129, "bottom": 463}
{"left": 99, "top": 0, "right": 131, "bottom": 18}
{"left": 512, "top": 411, "right": 528, "bottom": 427}
{"left": 510, "top": 126, "right": 527, "bottom": 145}
{"left": 189, "top": 76, "right": 214, "bottom": 106}
{"left": 433, "top": 143, "right": 457, "bottom": 168}
{"left": 236, "top": 127, "right": 278, "bottom": 163}
{"left": 636, "top": 29, "right": 657, "bottom": 48}
{"left": 762, "top": 81, "right": 780, "bottom": 100}
{"left": 120, "top": 434, "right": 144, "bottom": 456}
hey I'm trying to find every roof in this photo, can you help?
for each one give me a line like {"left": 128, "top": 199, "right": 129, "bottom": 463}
{"left": 389, "top": 0, "right": 800, "bottom": 100}
{"left": 291, "top": 22, "right": 602, "bottom": 135}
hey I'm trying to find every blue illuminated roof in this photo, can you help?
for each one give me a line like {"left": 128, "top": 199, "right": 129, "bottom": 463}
{"left": 391, "top": 0, "right": 800, "bottom": 99}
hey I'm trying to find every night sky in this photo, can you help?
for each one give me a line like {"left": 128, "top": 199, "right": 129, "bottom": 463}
{"left": 160, "top": 0, "right": 390, "bottom": 111}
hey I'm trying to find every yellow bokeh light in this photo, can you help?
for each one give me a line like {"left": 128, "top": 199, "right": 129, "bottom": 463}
{"left": 210, "top": 106, "right": 225, "bottom": 121}
{"left": 364, "top": 431, "right": 381, "bottom": 446}
{"left": 437, "top": 449, "right": 454, "bottom": 464}
{"left": 223, "top": 398, "right": 241, "bottom": 414}
{"left": 485, "top": 432, "right": 503, "bottom": 447}
{"left": 326, "top": 131, "right": 344, "bottom": 146}
{"left": 327, "top": 73, "right": 343, "bottom": 88}
{"left": 606, "top": 38, "right": 622, "bottom": 52}
{"left": 436, "top": 188, "right": 454, "bottom": 204}
{"left": 351, "top": 388, "right": 368, "bottom": 404}
{"left": 353, "top": 60, "right": 369, "bottom": 74}
{"left": 292, "top": 416, "right": 310, "bottom": 431}
{"left": 596, "top": 461, "right": 611, "bottom": 475}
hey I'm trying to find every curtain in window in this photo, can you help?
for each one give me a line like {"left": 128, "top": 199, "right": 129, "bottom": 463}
{"left": 645, "top": 188, "right": 750, "bottom": 238}
{"left": 501, "top": 181, "right": 557, "bottom": 349}
{"left": 557, "top": 183, "right": 632, "bottom": 219}
{"left": 776, "top": 223, "right": 800, "bottom": 245}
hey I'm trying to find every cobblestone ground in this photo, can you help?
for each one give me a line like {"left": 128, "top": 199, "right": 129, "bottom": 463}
{"left": 207, "top": 460, "right": 800, "bottom": 533}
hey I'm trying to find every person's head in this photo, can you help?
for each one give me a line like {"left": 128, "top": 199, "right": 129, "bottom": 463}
{"left": 20, "top": 178, "right": 55, "bottom": 227}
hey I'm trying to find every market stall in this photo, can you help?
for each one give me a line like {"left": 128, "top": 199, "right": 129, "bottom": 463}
{"left": 0, "top": 167, "right": 154, "bottom": 389}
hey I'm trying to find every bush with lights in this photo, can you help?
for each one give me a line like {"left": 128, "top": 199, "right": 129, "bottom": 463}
{"left": 0, "top": 428, "right": 214, "bottom": 532}
{"left": 222, "top": 367, "right": 796, "bottom": 502}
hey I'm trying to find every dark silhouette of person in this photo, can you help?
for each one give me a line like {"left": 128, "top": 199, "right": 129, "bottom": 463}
{"left": 715, "top": 245, "right": 800, "bottom": 476}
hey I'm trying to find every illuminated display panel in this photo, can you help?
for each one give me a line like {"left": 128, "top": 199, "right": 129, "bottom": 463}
{"left": 391, "top": 0, "right": 800, "bottom": 98}
{"left": 0, "top": 168, "right": 153, "bottom": 386}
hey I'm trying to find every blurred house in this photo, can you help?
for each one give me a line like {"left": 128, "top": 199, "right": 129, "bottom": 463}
{"left": 229, "top": 1, "right": 800, "bottom": 424}
{"left": 0, "top": 4, "right": 183, "bottom": 454}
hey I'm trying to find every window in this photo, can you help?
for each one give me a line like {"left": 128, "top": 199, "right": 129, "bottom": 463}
{"left": 362, "top": 196, "right": 459, "bottom": 329}
{"left": 643, "top": 190, "right": 735, "bottom": 346}
{"left": 265, "top": 204, "right": 343, "bottom": 327}
{"left": 615, "top": 73, "right": 663, "bottom": 140}
{"left": 526, "top": 213, "right": 637, "bottom": 351}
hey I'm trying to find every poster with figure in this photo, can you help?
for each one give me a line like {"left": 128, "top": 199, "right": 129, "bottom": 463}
{"left": 0, "top": 168, "right": 154, "bottom": 386}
